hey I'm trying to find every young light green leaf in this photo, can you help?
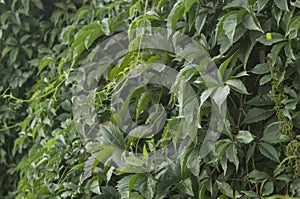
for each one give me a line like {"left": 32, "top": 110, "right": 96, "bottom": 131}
{"left": 236, "top": 130, "right": 254, "bottom": 144}
{"left": 143, "top": 144, "right": 149, "bottom": 160}
{"left": 183, "top": 0, "right": 196, "bottom": 12}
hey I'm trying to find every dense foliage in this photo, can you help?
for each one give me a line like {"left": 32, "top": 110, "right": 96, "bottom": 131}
{"left": 1, "top": 0, "right": 300, "bottom": 198}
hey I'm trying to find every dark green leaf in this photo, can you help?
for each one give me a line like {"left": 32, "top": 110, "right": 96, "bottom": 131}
{"left": 258, "top": 142, "right": 280, "bottom": 162}
{"left": 223, "top": 0, "right": 248, "bottom": 9}
{"left": 250, "top": 63, "right": 269, "bottom": 74}
{"left": 217, "top": 181, "right": 234, "bottom": 198}
{"left": 243, "top": 108, "right": 274, "bottom": 124}
{"left": 257, "top": 33, "right": 286, "bottom": 46}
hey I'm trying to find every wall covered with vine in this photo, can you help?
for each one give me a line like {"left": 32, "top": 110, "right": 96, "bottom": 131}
{"left": 0, "top": 0, "right": 300, "bottom": 198}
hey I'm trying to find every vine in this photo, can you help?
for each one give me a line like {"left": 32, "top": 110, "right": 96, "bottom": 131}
{"left": 270, "top": 63, "right": 300, "bottom": 177}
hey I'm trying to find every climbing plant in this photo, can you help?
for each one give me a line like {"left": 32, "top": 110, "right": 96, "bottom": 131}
{"left": 0, "top": 0, "right": 300, "bottom": 198}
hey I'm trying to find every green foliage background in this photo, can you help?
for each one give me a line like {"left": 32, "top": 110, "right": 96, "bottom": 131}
{"left": 0, "top": 0, "right": 300, "bottom": 198}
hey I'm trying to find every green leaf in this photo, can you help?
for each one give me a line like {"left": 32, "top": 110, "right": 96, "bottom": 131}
{"left": 259, "top": 74, "right": 272, "bottom": 85}
{"left": 254, "top": 0, "right": 269, "bottom": 12}
{"left": 217, "top": 181, "right": 234, "bottom": 198}
{"left": 76, "top": 6, "right": 91, "bottom": 22}
{"left": 223, "top": 0, "right": 248, "bottom": 9}
{"left": 94, "top": 145, "right": 115, "bottom": 163}
{"left": 167, "top": 2, "right": 184, "bottom": 29}
{"left": 219, "top": 53, "right": 236, "bottom": 78}
{"left": 125, "top": 154, "right": 146, "bottom": 167}
{"left": 178, "top": 178, "right": 194, "bottom": 196}
{"left": 143, "top": 144, "right": 149, "bottom": 160}
{"left": 6, "top": 37, "right": 17, "bottom": 46}
{"left": 250, "top": 63, "right": 269, "bottom": 74}
{"left": 72, "top": 23, "right": 104, "bottom": 60}
{"left": 136, "top": 92, "right": 152, "bottom": 121}
{"left": 261, "top": 122, "right": 281, "bottom": 144}
{"left": 44, "top": 137, "right": 58, "bottom": 150}
{"left": 226, "top": 143, "right": 239, "bottom": 171}
{"left": 187, "top": 148, "right": 200, "bottom": 176}
{"left": 238, "top": 31, "right": 260, "bottom": 69}
{"left": 223, "top": 14, "right": 238, "bottom": 45}
{"left": 9, "top": 48, "right": 19, "bottom": 63}
{"left": 39, "top": 56, "right": 53, "bottom": 72}
{"left": 200, "top": 87, "right": 215, "bottom": 107}
{"left": 195, "top": 13, "right": 207, "bottom": 34}
{"left": 32, "top": 0, "right": 44, "bottom": 10}
{"left": 184, "top": 0, "right": 196, "bottom": 12}
{"left": 212, "top": 85, "right": 230, "bottom": 110}
{"left": 246, "top": 95, "right": 273, "bottom": 106}
{"left": 90, "top": 179, "right": 101, "bottom": 194}
{"left": 274, "top": 0, "right": 289, "bottom": 11}
{"left": 241, "top": 190, "right": 259, "bottom": 198}
{"left": 258, "top": 142, "right": 280, "bottom": 162}
{"left": 20, "top": 35, "right": 31, "bottom": 44}
{"left": 226, "top": 79, "right": 249, "bottom": 94}
{"left": 242, "top": 13, "right": 263, "bottom": 32}
{"left": 61, "top": 100, "right": 72, "bottom": 112}
{"left": 243, "top": 108, "right": 274, "bottom": 124}
{"left": 2, "top": 46, "right": 13, "bottom": 57}
{"left": 248, "top": 169, "right": 268, "bottom": 181}
{"left": 262, "top": 181, "right": 274, "bottom": 196}
{"left": 257, "top": 33, "right": 286, "bottom": 45}
{"left": 236, "top": 130, "right": 254, "bottom": 144}
{"left": 101, "top": 18, "right": 110, "bottom": 36}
